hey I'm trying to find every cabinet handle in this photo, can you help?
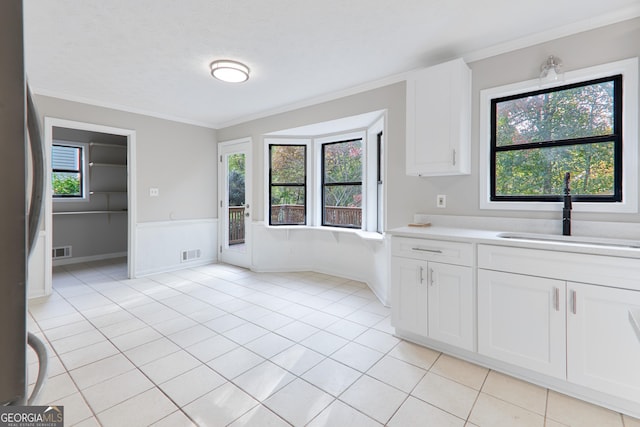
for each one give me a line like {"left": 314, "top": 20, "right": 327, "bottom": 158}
{"left": 411, "top": 247, "right": 443, "bottom": 254}
{"left": 571, "top": 290, "right": 577, "bottom": 314}
{"left": 452, "top": 149, "right": 456, "bottom": 166}
{"left": 553, "top": 287, "right": 559, "bottom": 311}
{"left": 419, "top": 266, "right": 424, "bottom": 284}
{"left": 629, "top": 310, "right": 640, "bottom": 343}
{"left": 429, "top": 268, "right": 434, "bottom": 286}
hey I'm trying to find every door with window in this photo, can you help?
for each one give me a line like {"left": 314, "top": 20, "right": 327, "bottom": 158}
{"left": 219, "top": 139, "right": 252, "bottom": 268}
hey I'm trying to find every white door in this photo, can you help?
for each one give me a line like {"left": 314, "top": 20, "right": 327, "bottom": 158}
{"left": 219, "top": 138, "right": 252, "bottom": 268}
{"left": 390, "top": 256, "right": 428, "bottom": 336}
{"left": 428, "top": 262, "right": 474, "bottom": 350}
{"left": 477, "top": 269, "right": 566, "bottom": 379}
{"left": 567, "top": 282, "right": 640, "bottom": 402}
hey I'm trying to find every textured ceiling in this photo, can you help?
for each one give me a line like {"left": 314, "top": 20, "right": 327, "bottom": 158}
{"left": 24, "top": 0, "right": 640, "bottom": 129}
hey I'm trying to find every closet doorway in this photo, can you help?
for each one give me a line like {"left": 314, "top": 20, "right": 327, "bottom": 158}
{"left": 43, "top": 118, "right": 136, "bottom": 294}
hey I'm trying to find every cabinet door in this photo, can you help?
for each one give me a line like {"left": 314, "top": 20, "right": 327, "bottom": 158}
{"left": 428, "top": 263, "right": 474, "bottom": 350}
{"left": 406, "top": 58, "right": 470, "bottom": 176}
{"left": 567, "top": 282, "right": 640, "bottom": 403}
{"left": 478, "top": 270, "right": 566, "bottom": 379}
{"left": 391, "top": 256, "right": 427, "bottom": 336}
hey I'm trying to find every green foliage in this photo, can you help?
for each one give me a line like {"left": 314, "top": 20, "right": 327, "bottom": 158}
{"left": 271, "top": 186, "right": 305, "bottom": 205}
{"left": 227, "top": 154, "right": 245, "bottom": 206}
{"left": 323, "top": 140, "right": 362, "bottom": 207}
{"left": 271, "top": 145, "right": 305, "bottom": 184}
{"left": 495, "top": 80, "right": 615, "bottom": 196}
{"left": 52, "top": 173, "right": 81, "bottom": 196}
{"left": 270, "top": 145, "right": 306, "bottom": 206}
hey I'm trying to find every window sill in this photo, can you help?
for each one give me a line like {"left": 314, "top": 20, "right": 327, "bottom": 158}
{"left": 261, "top": 223, "right": 384, "bottom": 243}
{"left": 480, "top": 199, "right": 638, "bottom": 213}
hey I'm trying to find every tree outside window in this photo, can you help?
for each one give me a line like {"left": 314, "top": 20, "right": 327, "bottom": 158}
{"left": 269, "top": 145, "right": 306, "bottom": 225}
{"left": 491, "top": 75, "right": 621, "bottom": 202}
{"left": 322, "top": 139, "right": 363, "bottom": 228}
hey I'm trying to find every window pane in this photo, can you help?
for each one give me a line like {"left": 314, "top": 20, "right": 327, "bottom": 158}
{"left": 228, "top": 153, "right": 245, "bottom": 207}
{"left": 324, "top": 140, "right": 362, "bottom": 183}
{"left": 271, "top": 186, "right": 305, "bottom": 225}
{"left": 271, "top": 145, "right": 305, "bottom": 184}
{"left": 496, "top": 80, "right": 614, "bottom": 147}
{"left": 324, "top": 185, "right": 362, "bottom": 227}
{"left": 495, "top": 142, "right": 615, "bottom": 197}
{"left": 52, "top": 172, "right": 81, "bottom": 196}
{"left": 52, "top": 145, "right": 81, "bottom": 171}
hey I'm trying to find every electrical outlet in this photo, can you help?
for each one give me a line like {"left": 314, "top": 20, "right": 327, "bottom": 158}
{"left": 149, "top": 187, "right": 159, "bottom": 197}
{"left": 436, "top": 194, "right": 446, "bottom": 208}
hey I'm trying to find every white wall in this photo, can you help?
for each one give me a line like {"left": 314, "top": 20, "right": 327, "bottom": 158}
{"left": 251, "top": 224, "right": 390, "bottom": 304}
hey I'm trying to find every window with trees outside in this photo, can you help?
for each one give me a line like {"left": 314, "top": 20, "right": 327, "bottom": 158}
{"left": 491, "top": 75, "right": 621, "bottom": 202}
{"left": 322, "top": 139, "right": 363, "bottom": 228}
{"left": 269, "top": 144, "right": 306, "bottom": 225}
{"left": 52, "top": 144, "right": 85, "bottom": 198}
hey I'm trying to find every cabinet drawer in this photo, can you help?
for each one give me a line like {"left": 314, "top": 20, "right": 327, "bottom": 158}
{"left": 392, "top": 237, "right": 472, "bottom": 266}
{"left": 478, "top": 244, "right": 640, "bottom": 291}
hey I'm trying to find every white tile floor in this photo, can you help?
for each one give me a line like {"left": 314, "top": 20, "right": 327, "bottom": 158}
{"left": 27, "top": 259, "right": 639, "bottom": 427}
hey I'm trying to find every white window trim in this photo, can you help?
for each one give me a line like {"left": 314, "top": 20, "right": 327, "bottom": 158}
{"left": 52, "top": 140, "right": 90, "bottom": 203}
{"left": 479, "top": 57, "right": 638, "bottom": 213}
{"left": 366, "top": 116, "right": 384, "bottom": 233}
{"left": 264, "top": 129, "right": 382, "bottom": 232}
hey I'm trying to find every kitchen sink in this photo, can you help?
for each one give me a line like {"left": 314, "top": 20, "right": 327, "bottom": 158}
{"left": 496, "top": 232, "right": 640, "bottom": 249}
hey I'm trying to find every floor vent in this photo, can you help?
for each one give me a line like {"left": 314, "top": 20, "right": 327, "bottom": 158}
{"left": 181, "top": 249, "right": 201, "bottom": 262}
{"left": 52, "top": 246, "right": 72, "bottom": 259}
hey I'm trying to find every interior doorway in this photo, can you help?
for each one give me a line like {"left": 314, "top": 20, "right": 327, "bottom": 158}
{"left": 218, "top": 138, "right": 252, "bottom": 268}
{"left": 42, "top": 118, "right": 136, "bottom": 294}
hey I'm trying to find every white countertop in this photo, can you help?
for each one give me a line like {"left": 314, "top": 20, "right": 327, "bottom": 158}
{"left": 388, "top": 225, "right": 640, "bottom": 259}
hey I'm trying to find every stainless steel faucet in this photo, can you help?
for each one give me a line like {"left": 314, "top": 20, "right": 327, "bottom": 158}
{"left": 563, "top": 172, "right": 572, "bottom": 236}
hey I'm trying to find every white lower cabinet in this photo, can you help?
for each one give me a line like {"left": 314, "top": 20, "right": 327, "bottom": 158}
{"left": 477, "top": 270, "right": 567, "bottom": 379}
{"left": 391, "top": 249, "right": 473, "bottom": 350}
{"left": 477, "top": 243, "right": 640, "bottom": 407}
{"left": 567, "top": 282, "right": 640, "bottom": 403}
{"left": 391, "top": 256, "right": 428, "bottom": 336}
{"left": 391, "top": 239, "right": 640, "bottom": 416}
{"left": 428, "top": 262, "right": 473, "bottom": 349}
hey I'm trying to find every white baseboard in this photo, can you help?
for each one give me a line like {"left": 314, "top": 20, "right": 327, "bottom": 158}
{"left": 52, "top": 251, "right": 127, "bottom": 267}
{"left": 137, "top": 257, "right": 217, "bottom": 277}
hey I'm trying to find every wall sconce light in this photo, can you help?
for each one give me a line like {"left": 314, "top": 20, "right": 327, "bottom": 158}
{"left": 539, "top": 55, "right": 563, "bottom": 84}
{"left": 210, "top": 60, "right": 250, "bottom": 83}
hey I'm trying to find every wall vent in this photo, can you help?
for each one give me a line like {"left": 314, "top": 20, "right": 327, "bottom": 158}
{"left": 181, "top": 249, "right": 201, "bottom": 262}
{"left": 52, "top": 246, "right": 72, "bottom": 259}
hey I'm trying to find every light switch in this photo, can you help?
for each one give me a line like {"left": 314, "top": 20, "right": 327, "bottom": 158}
{"left": 149, "top": 187, "right": 159, "bottom": 197}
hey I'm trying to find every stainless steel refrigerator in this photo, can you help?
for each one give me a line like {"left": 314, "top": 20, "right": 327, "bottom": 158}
{"left": 0, "top": 0, "right": 28, "bottom": 406}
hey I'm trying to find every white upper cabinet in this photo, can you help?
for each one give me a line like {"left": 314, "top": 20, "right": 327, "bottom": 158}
{"left": 406, "top": 58, "right": 471, "bottom": 176}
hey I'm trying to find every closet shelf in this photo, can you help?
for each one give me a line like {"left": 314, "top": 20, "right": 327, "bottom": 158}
{"left": 89, "top": 162, "right": 126, "bottom": 168}
{"left": 90, "top": 191, "right": 127, "bottom": 195}
{"left": 53, "top": 210, "right": 127, "bottom": 216}
{"left": 89, "top": 142, "right": 126, "bottom": 149}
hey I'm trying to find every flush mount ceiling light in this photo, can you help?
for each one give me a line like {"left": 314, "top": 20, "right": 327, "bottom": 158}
{"left": 210, "top": 60, "right": 250, "bottom": 83}
{"left": 539, "top": 55, "right": 563, "bottom": 83}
